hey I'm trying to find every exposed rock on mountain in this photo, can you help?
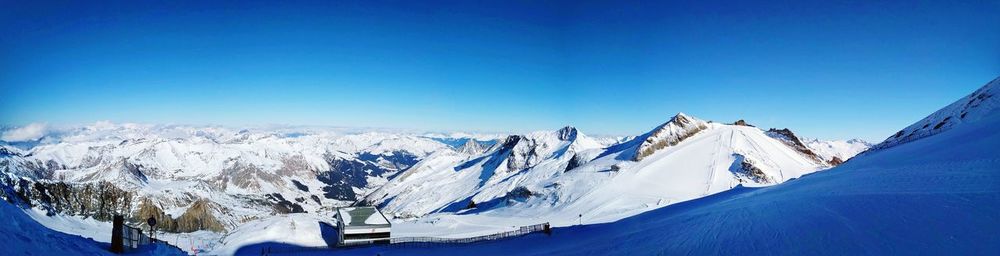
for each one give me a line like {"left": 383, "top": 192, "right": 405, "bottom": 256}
{"left": 766, "top": 128, "right": 823, "bottom": 163}
{"left": 634, "top": 113, "right": 708, "bottom": 161}
{"left": 733, "top": 120, "right": 754, "bottom": 127}
{"left": 0, "top": 126, "right": 452, "bottom": 232}
{"left": 729, "top": 154, "right": 773, "bottom": 183}
{"left": 368, "top": 113, "right": 830, "bottom": 222}
{"left": 869, "top": 76, "right": 999, "bottom": 152}
{"left": 457, "top": 139, "right": 488, "bottom": 155}
{"left": 174, "top": 199, "right": 227, "bottom": 232}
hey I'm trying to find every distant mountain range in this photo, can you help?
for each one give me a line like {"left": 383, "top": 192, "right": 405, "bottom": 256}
{"left": 0, "top": 114, "right": 868, "bottom": 235}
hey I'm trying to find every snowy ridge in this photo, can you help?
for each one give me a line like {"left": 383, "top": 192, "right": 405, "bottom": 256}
{"left": 870, "top": 76, "right": 1000, "bottom": 152}
{"left": 367, "top": 113, "right": 831, "bottom": 230}
{"left": 632, "top": 113, "right": 709, "bottom": 161}
{"left": 327, "top": 80, "right": 1000, "bottom": 256}
{"left": 363, "top": 126, "right": 604, "bottom": 218}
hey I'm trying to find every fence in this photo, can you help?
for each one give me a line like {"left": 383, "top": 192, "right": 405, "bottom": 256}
{"left": 110, "top": 215, "right": 184, "bottom": 254}
{"left": 121, "top": 223, "right": 154, "bottom": 249}
{"left": 388, "top": 222, "right": 549, "bottom": 245}
{"left": 261, "top": 222, "right": 550, "bottom": 255}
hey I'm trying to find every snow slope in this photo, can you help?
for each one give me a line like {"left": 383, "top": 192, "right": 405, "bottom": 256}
{"left": 280, "top": 76, "right": 1000, "bottom": 255}
{"left": 367, "top": 113, "right": 830, "bottom": 232}
{"left": 871, "top": 76, "right": 999, "bottom": 151}
{"left": 0, "top": 200, "right": 186, "bottom": 255}
{"left": 0, "top": 125, "right": 454, "bottom": 234}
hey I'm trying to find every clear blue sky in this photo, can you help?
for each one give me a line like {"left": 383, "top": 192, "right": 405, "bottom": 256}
{"left": 2, "top": 0, "right": 998, "bottom": 141}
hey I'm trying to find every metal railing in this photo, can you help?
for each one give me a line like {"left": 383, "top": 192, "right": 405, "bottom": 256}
{"left": 121, "top": 224, "right": 154, "bottom": 249}
{"left": 261, "top": 222, "right": 550, "bottom": 255}
{"left": 388, "top": 222, "right": 549, "bottom": 245}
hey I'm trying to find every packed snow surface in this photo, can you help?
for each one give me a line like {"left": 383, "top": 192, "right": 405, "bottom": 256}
{"left": 0, "top": 201, "right": 186, "bottom": 255}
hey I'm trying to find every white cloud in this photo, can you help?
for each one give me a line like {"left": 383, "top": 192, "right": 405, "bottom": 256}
{"left": 90, "top": 120, "right": 116, "bottom": 130}
{"left": 2, "top": 123, "right": 48, "bottom": 142}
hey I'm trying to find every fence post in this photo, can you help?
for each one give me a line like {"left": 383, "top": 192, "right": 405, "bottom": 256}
{"left": 111, "top": 215, "right": 124, "bottom": 253}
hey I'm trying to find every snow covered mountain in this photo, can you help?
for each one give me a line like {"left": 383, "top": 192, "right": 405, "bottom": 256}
{"left": 331, "top": 81, "right": 1000, "bottom": 256}
{"left": 0, "top": 112, "right": 871, "bottom": 254}
{"left": 364, "top": 113, "right": 840, "bottom": 225}
{"left": 0, "top": 125, "right": 457, "bottom": 233}
{"left": 870, "top": 76, "right": 1000, "bottom": 152}
{"left": 803, "top": 138, "right": 872, "bottom": 164}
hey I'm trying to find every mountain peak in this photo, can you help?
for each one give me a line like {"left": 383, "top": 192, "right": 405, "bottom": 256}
{"left": 458, "top": 139, "right": 488, "bottom": 155}
{"left": 633, "top": 113, "right": 709, "bottom": 161}
{"left": 765, "top": 128, "right": 823, "bottom": 163}
{"left": 557, "top": 126, "right": 578, "bottom": 141}
{"left": 670, "top": 112, "right": 691, "bottom": 122}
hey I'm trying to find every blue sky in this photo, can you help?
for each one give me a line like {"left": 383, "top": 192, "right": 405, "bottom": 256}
{"left": 2, "top": 1, "right": 998, "bottom": 141}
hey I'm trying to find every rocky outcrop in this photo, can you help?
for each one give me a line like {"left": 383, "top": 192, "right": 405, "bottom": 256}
{"left": 729, "top": 154, "right": 773, "bottom": 184}
{"left": 869, "top": 77, "right": 999, "bottom": 153}
{"left": 210, "top": 160, "right": 283, "bottom": 192}
{"left": 733, "top": 120, "right": 754, "bottom": 127}
{"left": 134, "top": 198, "right": 177, "bottom": 231}
{"left": 266, "top": 193, "right": 305, "bottom": 214}
{"left": 827, "top": 156, "right": 844, "bottom": 165}
{"left": 1, "top": 178, "right": 133, "bottom": 222}
{"left": 457, "top": 139, "right": 488, "bottom": 155}
{"left": 766, "top": 128, "right": 823, "bottom": 163}
{"left": 635, "top": 113, "right": 708, "bottom": 161}
{"left": 174, "top": 199, "right": 226, "bottom": 232}
{"left": 564, "top": 153, "right": 586, "bottom": 172}
{"left": 557, "top": 126, "right": 578, "bottom": 141}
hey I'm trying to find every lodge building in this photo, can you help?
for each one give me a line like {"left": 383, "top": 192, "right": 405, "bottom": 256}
{"left": 335, "top": 206, "right": 392, "bottom": 246}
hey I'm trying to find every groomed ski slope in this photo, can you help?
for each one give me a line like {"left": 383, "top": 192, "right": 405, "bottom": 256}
{"left": 325, "top": 93, "right": 1000, "bottom": 255}
{"left": 370, "top": 120, "right": 827, "bottom": 238}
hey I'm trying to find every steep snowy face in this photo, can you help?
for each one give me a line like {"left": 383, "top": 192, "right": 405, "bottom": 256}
{"left": 871, "top": 77, "right": 1000, "bottom": 152}
{"left": 363, "top": 126, "right": 605, "bottom": 218}
{"left": 457, "top": 139, "right": 488, "bottom": 155}
{"left": 369, "top": 114, "right": 830, "bottom": 224}
{"left": 335, "top": 79, "right": 1000, "bottom": 256}
{"left": 765, "top": 128, "right": 824, "bottom": 163}
{"left": 524, "top": 121, "right": 828, "bottom": 224}
{"left": 633, "top": 113, "right": 709, "bottom": 161}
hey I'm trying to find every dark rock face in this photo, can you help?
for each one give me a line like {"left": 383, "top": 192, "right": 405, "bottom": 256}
{"left": 267, "top": 193, "right": 305, "bottom": 214}
{"left": 766, "top": 128, "right": 823, "bottom": 163}
{"left": 1, "top": 178, "right": 133, "bottom": 222}
{"left": 729, "top": 154, "right": 773, "bottom": 184}
{"left": 564, "top": 153, "right": 587, "bottom": 172}
{"left": 134, "top": 198, "right": 177, "bottom": 231}
{"left": 0, "top": 176, "right": 234, "bottom": 233}
{"left": 317, "top": 151, "right": 419, "bottom": 202}
{"left": 557, "top": 126, "right": 578, "bottom": 141}
{"left": 828, "top": 156, "right": 845, "bottom": 166}
{"left": 733, "top": 120, "right": 754, "bottom": 127}
{"left": 634, "top": 114, "right": 708, "bottom": 161}
{"left": 134, "top": 198, "right": 228, "bottom": 233}
{"left": 174, "top": 199, "right": 226, "bottom": 232}
{"left": 291, "top": 180, "right": 309, "bottom": 192}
